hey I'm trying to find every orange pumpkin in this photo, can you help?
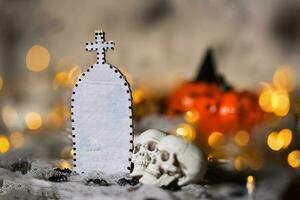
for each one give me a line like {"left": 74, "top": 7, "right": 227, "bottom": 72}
{"left": 167, "top": 49, "right": 264, "bottom": 135}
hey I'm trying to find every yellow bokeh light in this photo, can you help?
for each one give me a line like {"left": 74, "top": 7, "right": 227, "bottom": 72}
{"left": 2, "top": 106, "right": 18, "bottom": 130}
{"left": 25, "top": 112, "right": 42, "bottom": 130}
{"left": 133, "top": 89, "right": 145, "bottom": 105}
{"left": 259, "top": 86, "right": 290, "bottom": 117}
{"left": 234, "top": 156, "right": 245, "bottom": 171}
{"left": 208, "top": 131, "right": 224, "bottom": 148}
{"left": 267, "top": 131, "right": 284, "bottom": 151}
{"left": 26, "top": 45, "right": 50, "bottom": 72}
{"left": 259, "top": 87, "right": 274, "bottom": 112}
{"left": 57, "top": 160, "right": 72, "bottom": 169}
{"left": 53, "top": 66, "right": 81, "bottom": 89}
{"left": 278, "top": 129, "right": 292, "bottom": 149}
{"left": 287, "top": 150, "right": 300, "bottom": 168}
{"left": 0, "top": 75, "right": 3, "bottom": 92}
{"left": 45, "top": 105, "right": 70, "bottom": 128}
{"left": 247, "top": 175, "right": 254, "bottom": 183}
{"left": 70, "top": 149, "right": 74, "bottom": 158}
{"left": 234, "top": 130, "right": 250, "bottom": 147}
{"left": 267, "top": 129, "right": 293, "bottom": 151}
{"left": 184, "top": 109, "right": 199, "bottom": 123}
{"left": 10, "top": 132, "right": 25, "bottom": 149}
{"left": 273, "top": 66, "right": 295, "bottom": 92}
{"left": 0, "top": 135, "right": 10, "bottom": 153}
{"left": 176, "top": 123, "right": 197, "bottom": 142}
{"left": 272, "top": 90, "right": 290, "bottom": 117}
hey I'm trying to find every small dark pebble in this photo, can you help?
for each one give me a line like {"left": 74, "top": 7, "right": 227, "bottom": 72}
{"left": 10, "top": 160, "right": 31, "bottom": 175}
{"left": 144, "top": 198, "right": 158, "bottom": 200}
{"left": 54, "top": 168, "right": 72, "bottom": 174}
{"left": 86, "top": 178, "right": 109, "bottom": 186}
{"left": 117, "top": 178, "right": 139, "bottom": 186}
{"left": 161, "top": 182, "right": 181, "bottom": 191}
{"left": 48, "top": 174, "right": 68, "bottom": 182}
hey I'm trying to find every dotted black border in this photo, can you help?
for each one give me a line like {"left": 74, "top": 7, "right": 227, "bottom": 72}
{"left": 71, "top": 31, "right": 133, "bottom": 174}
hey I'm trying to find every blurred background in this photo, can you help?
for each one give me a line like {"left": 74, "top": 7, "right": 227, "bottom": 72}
{"left": 1, "top": 0, "right": 300, "bottom": 198}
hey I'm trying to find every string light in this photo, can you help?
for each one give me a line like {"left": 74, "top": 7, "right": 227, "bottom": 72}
{"left": 25, "top": 112, "right": 42, "bottom": 130}
{"left": 26, "top": 45, "right": 50, "bottom": 72}
{"left": 9, "top": 132, "right": 25, "bottom": 149}
{"left": 234, "top": 130, "right": 249, "bottom": 147}
{"left": 176, "top": 123, "right": 196, "bottom": 142}
{"left": 208, "top": 131, "right": 224, "bottom": 148}
{"left": 287, "top": 150, "right": 300, "bottom": 168}
{"left": 0, "top": 135, "right": 10, "bottom": 153}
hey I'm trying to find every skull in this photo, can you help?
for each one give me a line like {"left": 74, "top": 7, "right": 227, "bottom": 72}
{"left": 130, "top": 129, "right": 167, "bottom": 178}
{"left": 140, "top": 135, "right": 207, "bottom": 186}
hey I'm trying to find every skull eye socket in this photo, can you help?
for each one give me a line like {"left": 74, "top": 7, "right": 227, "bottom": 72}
{"left": 161, "top": 150, "right": 170, "bottom": 161}
{"left": 147, "top": 141, "right": 157, "bottom": 151}
{"left": 133, "top": 144, "right": 141, "bottom": 154}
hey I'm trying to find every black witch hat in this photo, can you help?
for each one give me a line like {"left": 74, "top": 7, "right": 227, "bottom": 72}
{"left": 195, "top": 48, "right": 218, "bottom": 82}
{"left": 194, "top": 48, "right": 232, "bottom": 90}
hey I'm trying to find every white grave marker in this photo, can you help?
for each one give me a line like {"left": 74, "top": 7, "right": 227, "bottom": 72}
{"left": 71, "top": 30, "right": 133, "bottom": 174}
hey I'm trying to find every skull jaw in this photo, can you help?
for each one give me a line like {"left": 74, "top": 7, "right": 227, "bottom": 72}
{"left": 130, "top": 167, "right": 143, "bottom": 178}
{"left": 130, "top": 156, "right": 151, "bottom": 177}
{"left": 140, "top": 172, "right": 180, "bottom": 187}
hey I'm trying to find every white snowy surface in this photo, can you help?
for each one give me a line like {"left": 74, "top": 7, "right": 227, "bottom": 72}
{"left": 0, "top": 159, "right": 292, "bottom": 200}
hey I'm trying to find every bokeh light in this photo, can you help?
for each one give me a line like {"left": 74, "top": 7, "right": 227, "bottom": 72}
{"left": 133, "top": 89, "right": 145, "bottom": 105}
{"left": 26, "top": 45, "right": 50, "bottom": 72}
{"left": 234, "top": 156, "right": 246, "bottom": 171}
{"left": 267, "top": 129, "right": 293, "bottom": 151}
{"left": 176, "top": 123, "right": 196, "bottom": 142}
{"left": 0, "top": 135, "right": 10, "bottom": 153}
{"left": 208, "top": 131, "right": 224, "bottom": 148}
{"left": 273, "top": 66, "right": 295, "bottom": 92}
{"left": 2, "top": 105, "right": 18, "bottom": 130}
{"left": 279, "top": 129, "right": 292, "bottom": 149}
{"left": 259, "top": 87, "right": 290, "bottom": 117}
{"left": 184, "top": 109, "right": 199, "bottom": 123}
{"left": 57, "top": 160, "right": 72, "bottom": 169}
{"left": 267, "top": 131, "right": 283, "bottom": 151}
{"left": 287, "top": 150, "right": 300, "bottom": 168}
{"left": 0, "top": 75, "right": 3, "bottom": 92}
{"left": 234, "top": 130, "right": 250, "bottom": 147}
{"left": 9, "top": 132, "right": 25, "bottom": 149}
{"left": 25, "top": 112, "right": 42, "bottom": 130}
{"left": 53, "top": 65, "right": 81, "bottom": 89}
{"left": 247, "top": 175, "right": 254, "bottom": 183}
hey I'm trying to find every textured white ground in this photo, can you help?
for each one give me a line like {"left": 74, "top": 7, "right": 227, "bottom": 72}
{"left": 0, "top": 158, "right": 292, "bottom": 200}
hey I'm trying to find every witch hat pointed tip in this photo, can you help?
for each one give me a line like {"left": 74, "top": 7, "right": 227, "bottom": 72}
{"left": 195, "top": 48, "right": 218, "bottom": 82}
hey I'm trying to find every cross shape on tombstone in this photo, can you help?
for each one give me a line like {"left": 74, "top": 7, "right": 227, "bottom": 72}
{"left": 85, "top": 30, "right": 115, "bottom": 64}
